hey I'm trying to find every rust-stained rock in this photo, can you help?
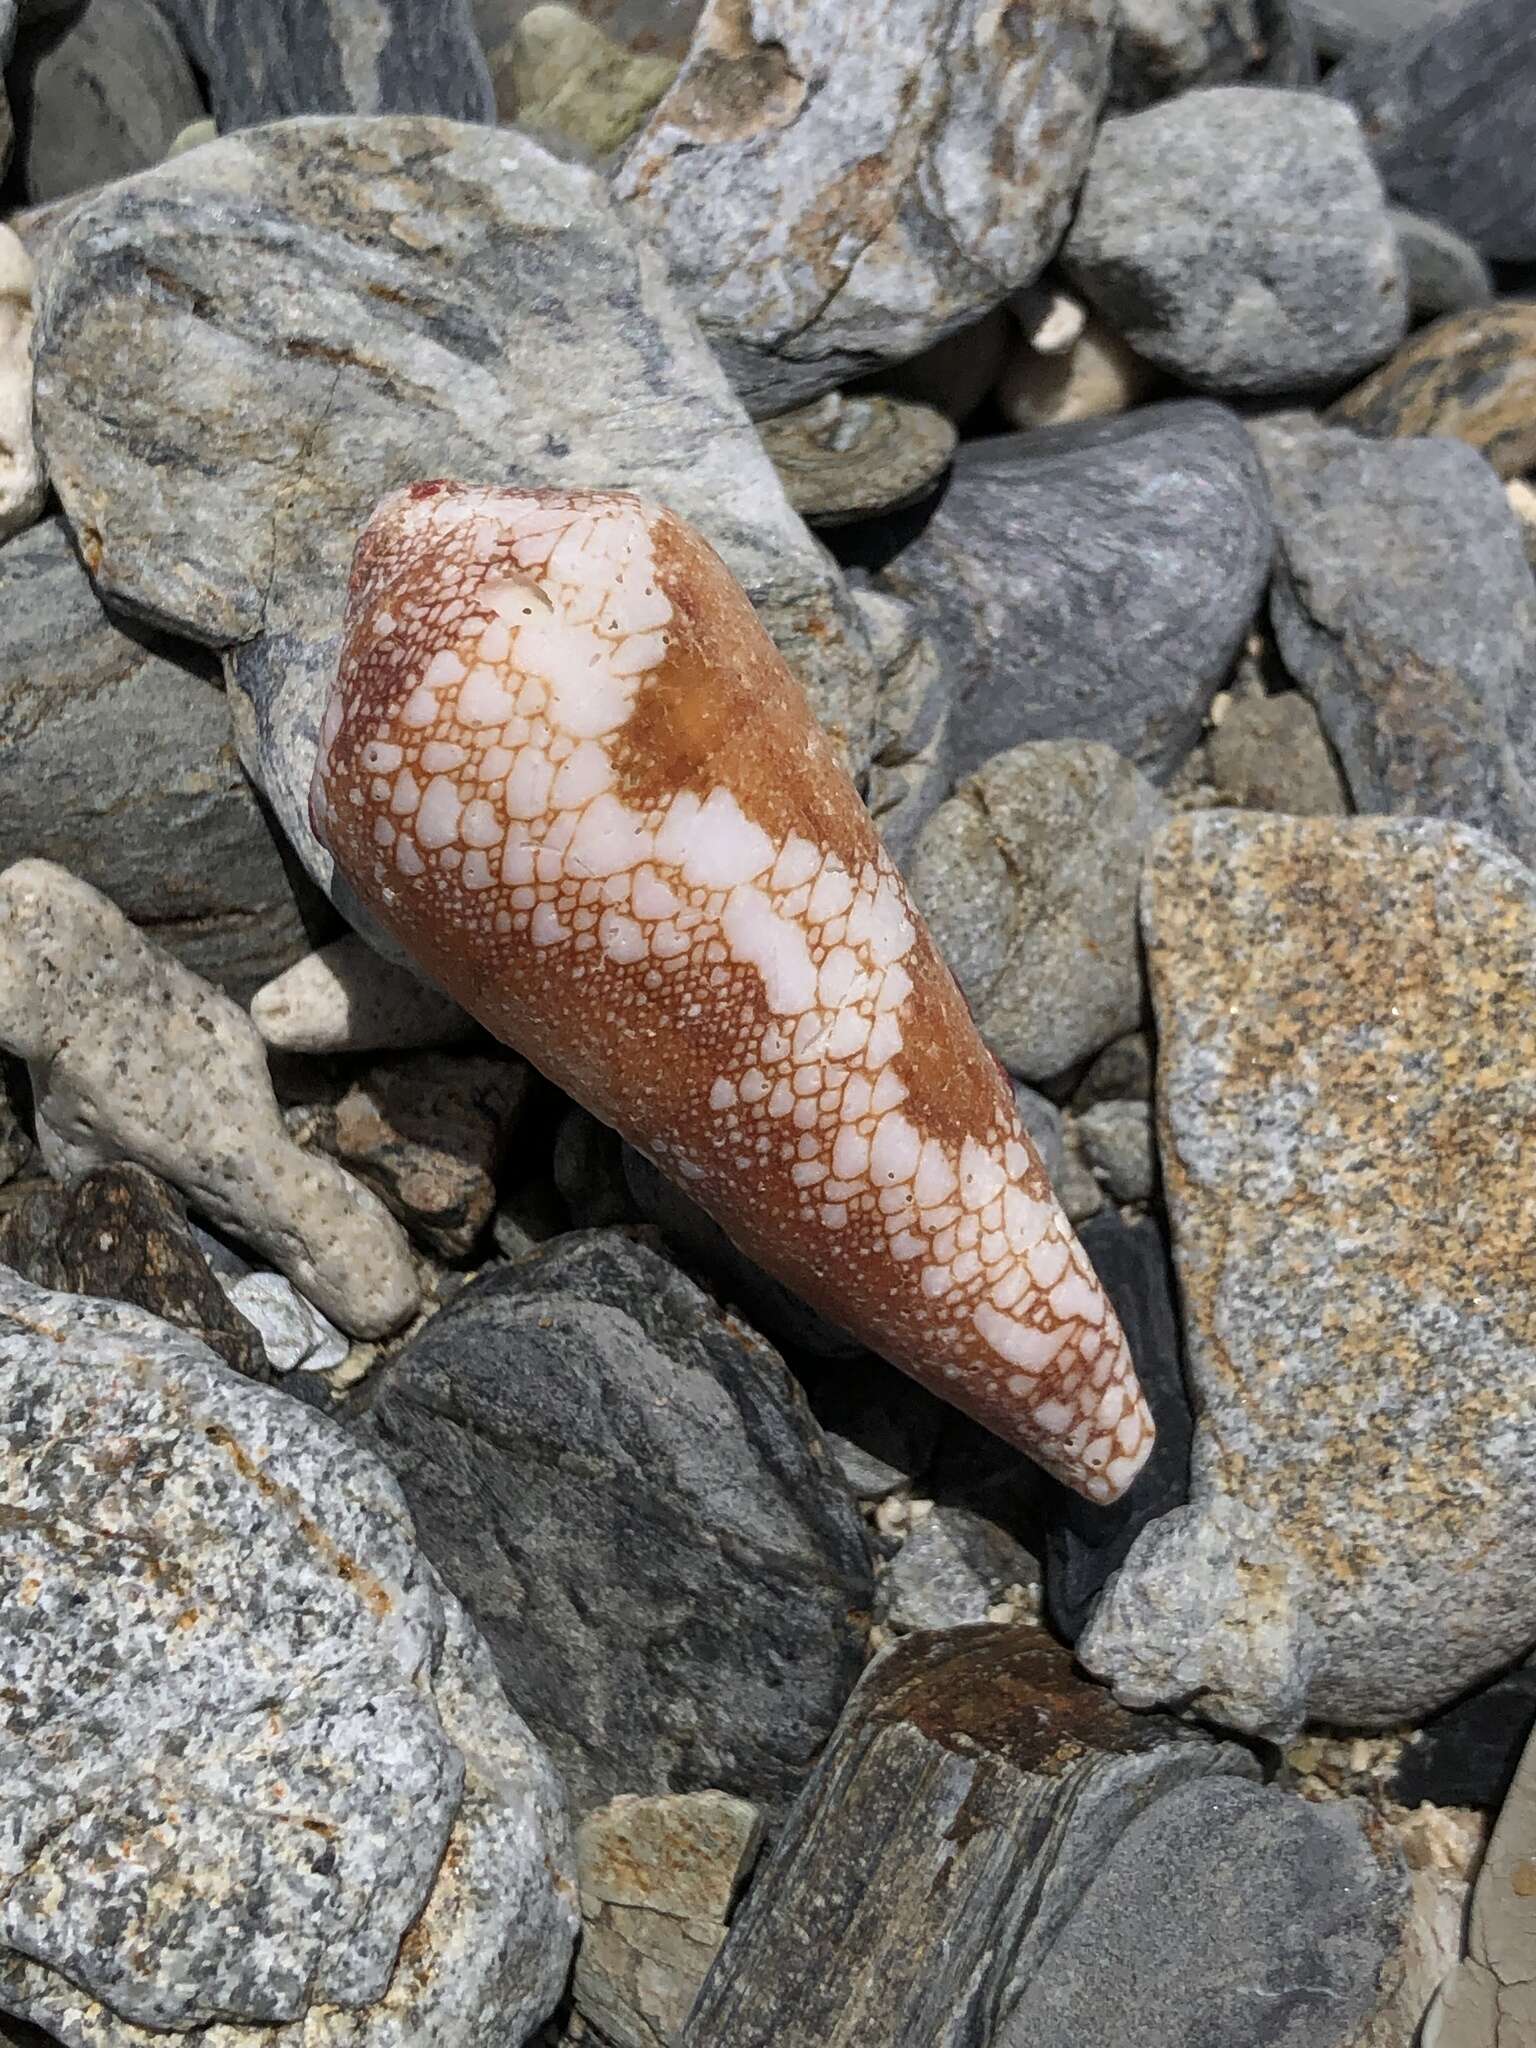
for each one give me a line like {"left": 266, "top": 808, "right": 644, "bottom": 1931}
{"left": 1329, "top": 302, "right": 1536, "bottom": 480}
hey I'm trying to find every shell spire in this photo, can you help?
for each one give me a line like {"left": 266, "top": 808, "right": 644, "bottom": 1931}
{"left": 312, "top": 483, "right": 1154, "bottom": 1502}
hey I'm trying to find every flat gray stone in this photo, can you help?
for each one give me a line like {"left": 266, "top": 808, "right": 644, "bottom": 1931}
{"left": 1064, "top": 86, "right": 1405, "bottom": 395}
{"left": 880, "top": 403, "right": 1273, "bottom": 784}
{"left": 21, "top": 0, "right": 205, "bottom": 203}
{"left": 0, "top": 1266, "right": 576, "bottom": 2046}
{"left": 33, "top": 118, "right": 878, "bottom": 907}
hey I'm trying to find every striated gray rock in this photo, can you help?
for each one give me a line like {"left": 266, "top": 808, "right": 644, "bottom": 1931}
{"left": 909, "top": 741, "right": 1167, "bottom": 1082}
{"left": 0, "top": 519, "right": 318, "bottom": 1003}
{"left": 21, "top": 0, "right": 205, "bottom": 203}
{"left": 364, "top": 1229, "right": 874, "bottom": 1824}
{"left": 0, "top": 1266, "right": 577, "bottom": 2046}
{"left": 881, "top": 404, "right": 1273, "bottom": 784}
{"left": 34, "top": 118, "right": 879, "bottom": 906}
{"left": 855, "top": 584, "right": 952, "bottom": 868}
{"left": 613, "top": 0, "right": 1113, "bottom": 417}
{"left": 1082, "top": 813, "right": 1536, "bottom": 1738}
{"left": 1065, "top": 86, "right": 1405, "bottom": 395}
{"left": 1261, "top": 425, "right": 1536, "bottom": 869}
{"left": 760, "top": 393, "right": 956, "bottom": 529}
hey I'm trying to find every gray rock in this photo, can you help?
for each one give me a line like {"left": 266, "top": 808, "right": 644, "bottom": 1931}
{"left": 1108, "top": 0, "right": 1314, "bottom": 107}
{"left": 1064, "top": 86, "right": 1406, "bottom": 395}
{"left": 1075, "top": 1097, "right": 1155, "bottom": 1203}
{"left": 34, "top": 118, "right": 879, "bottom": 908}
{"left": 145, "top": 0, "right": 495, "bottom": 129}
{"left": 1391, "top": 208, "right": 1494, "bottom": 322}
{"left": 251, "top": 934, "right": 474, "bottom": 1053}
{"left": 880, "top": 404, "right": 1273, "bottom": 785}
{"left": 1073, "top": 1031, "right": 1153, "bottom": 1108}
{"left": 0, "top": 519, "right": 318, "bottom": 1004}
{"left": 877, "top": 1504, "right": 1041, "bottom": 1631}
{"left": 224, "top": 1269, "right": 351, "bottom": 1374}
{"left": 1205, "top": 685, "right": 1350, "bottom": 815}
{"left": 363, "top": 1229, "right": 874, "bottom": 1823}
{"left": 1299, "top": 0, "right": 1469, "bottom": 58}
{"left": 613, "top": 0, "right": 1113, "bottom": 417}
{"left": 760, "top": 393, "right": 956, "bottom": 529}
{"left": 490, "top": 3, "right": 677, "bottom": 159}
{"left": 22, "top": 0, "right": 205, "bottom": 203}
{"left": 1327, "top": 0, "right": 1536, "bottom": 262}
{"left": 995, "top": 1778, "right": 1407, "bottom": 2048}
{"left": 855, "top": 585, "right": 952, "bottom": 868}
{"left": 0, "top": 1266, "right": 576, "bottom": 2045}
{"left": 1011, "top": 1081, "right": 1066, "bottom": 1182}
{"left": 1081, "top": 813, "right": 1536, "bottom": 1738}
{"left": 1261, "top": 426, "right": 1536, "bottom": 868}
{"left": 909, "top": 741, "right": 1167, "bottom": 1082}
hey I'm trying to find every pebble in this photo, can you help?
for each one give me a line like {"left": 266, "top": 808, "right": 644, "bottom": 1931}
{"left": 1390, "top": 209, "right": 1494, "bottom": 322}
{"left": 1075, "top": 1097, "right": 1156, "bottom": 1203}
{"left": 491, "top": 2, "right": 676, "bottom": 156}
{"left": 0, "top": 859, "right": 420, "bottom": 1339}
{"left": 1328, "top": 302, "right": 1536, "bottom": 480}
{"left": 0, "top": 225, "right": 44, "bottom": 542}
{"left": 1081, "top": 813, "right": 1536, "bottom": 1739}
{"left": 879, "top": 402, "right": 1273, "bottom": 784}
{"left": 1073, "top": 1031, "right": 1153, "bottom": 1109}
{"left": 1423, "top": 1723, "right": 1536, "bottom": 2046}
{"left": 908, "top": 740, "right": 1168, "bottom": 1082}
{"left": 1204, "top": 683, "right": 1351, "bottom": 814}
{"left": 1394, "top": 1667, "right": 1536, "bottom": 1814}
{"left": 21, "top": 0, "right": 205, "bottom": 202}
{"left": 362, "top": 1229, "right": 873, "bottom": 1824}
{"left": 250, "top": 934, "right": 475, "bottom": 1053}
{"left": 223, "top": 1269, "right": 351, "bottom": 1374}
{"left": 876, "top": 1503, "right": 1041, "bottom": 1632}
{"left": 855, "top": 585, "right": 952, "bottom": 868}
{"left": 0, "top": 1265, "right": 576, "bottom": 2045}
{"left": 613, "top": 0, "right": 1114, "bottom": 417}
{"left": 759, "top": 392, "right": 957, "bottom": 528}
{"left": 1261, "top": 424, "right": 1536, "bottom": 868}
{"left": 996, "top": 309, "right": 1154, "bottom": 432}
{"left": 1064, "top": 86, "right": 1406, "bottom": 395}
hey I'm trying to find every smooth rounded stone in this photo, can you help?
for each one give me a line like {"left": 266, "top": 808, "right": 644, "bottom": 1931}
{"left": 996, "top": 310, "right": 1154, "bottom": 432}
{"left": 1080, "top": 813, "right": 1536, "bottom": 1739}
{"left": 224, "top": 1269, "right": 350, "bottom": 1374}
{"left": 0, "top": 226, "right": 44, "bottom": 541}
{"left": 0, "top": 860, "right": 419, "bottom": 1340}
{"left": 492, "top": 3, "right": 677, "bottom": 155}
{"left": 1327, "top": 302, "right": 1536, "bottom": 480}
{"left": 1064, "top": 87, "right": 1406, "bottom": 396}
{"left": 472, "top": 0, "right": 704, "bottom": 62}
{"left": 1260, "top": 425, "right": 1536, "bottom": 868}
{"left": 1075, "top": 1098, "right": 1155, "bottom": 1203}
{"left": 33, "top": 121, "right": 879, "bottom": 910}
{"left": 143, "top": 0, "right": 495, "bottom": 129}
{"left": 612, "top": 0, "right": 1114, "bottom": 418}
{"left": 1391, "top": 209, "right": 1494, "bottom": 322}
{"left": 1205, "top": 685, "right": 1350, "bottom": 814}
{"left": 759, "top": 393, "right": 957, "bottom": 529}
{"left": 21, "top": 0, "right": 205, "bottom": 202}
{"left": 0, "top": 1161, "right": 265, "bottom": 1377}
{"left": 1073, "top": 1031, "right": 1152, "bottom": 1109}
{"left": 876, "top": 1503, "right": 1041, "bottom": 1633}
{"left": 875, "top": 305, "right": 1012, "bottom": 426}
{"left": 251, "top": 935, "right": 475, "bottom": 1052}
{"left": 1107, "top": 0, "right": 1313, "bottom": 108}
{"left": 0, "top": 1266, "right": 577, "bottom": 2047}
{"left": 1326, "top": 0, "right": 1536, "bottom": 262}
{"left": 362, "top": 1229, "right": 874, "bottom": 1824}
{"left": 879, "top": 403, "right": 1274, "bottom": 786}
{"left": 909, "top": 741, "right": 1168, "bottom": 1082}
{"left": 1394, "top": 1668, "right": 1536, "bottom": 1814}
{"left": 995, "top": 1777, "right": 1407, "bottom": 2048}
{"left": 1423, "top": 1724, "right": 1536, "bottom": 2048}
{"left": 167, "top": 113, "right": 218, "bottom": 155}
{"left": 0, "top": 520, "right": 318, "bottom": 1003}
{"left": 854, "top": 585, "right": 952, "bottom": 868}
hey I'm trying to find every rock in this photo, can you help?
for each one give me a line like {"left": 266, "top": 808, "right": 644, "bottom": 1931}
{"left": 1508, "top": 478, "right": 1536, "bottom": 572}
{"left": 224, "top": 1269, "right": 351, "bottom": 1374}
{"left": 0, "top": 1061, "right": 29, "bottom": 1185}
{"left": 0, "top": 519, "right": 318, "bottom": 1003}
{"left": 994, "top": 1777, "right": 1407, "bottom": 2048}
{"left": 612, "top": 0, "right": 1113, "bottom": 417}
{"left": 167, "top": 113, "right": 218, "bottom": 155}
{"left": 251, "top": 934, "right": 475, "bottom": 1052}
{"left": 573, "top": 1792, "right": 763, "bottom": 2048}
{"left": 21, "top": 0, "right": 205, "bottom": 202}
{"left": 0, "top": 1161, "right": 265, "bottom": 1377}
{"left": 1327, "top": 0, "right": 1536, "bottom": 263}
{"left": 491, "top": 2, "right": 677, "bottom": 155}
{"left": 471, "top": 0, "right": 704, "bottom": 64}
{"left": 1328, "top": 303, "right": 1536, "bottom": 480}
{"left": 1423, "top": 1723, "right": 1536, "bottom": 2046}
{"left": 875, "top": 305, "right": 1013, "bottom": 426}
{"left": 363, "top": 1229, "right": 873, "bottom": 1822}
{"left": 855, "top": 585, "right": 952, "bottom": 868}
{"left": 1053, "top": 1124, "right": 1105, "bottom": 1225}
{"left": 1107, "top": 0, "right": 1313, "bottom": 108}
{"left": 33, "top": 119, "right": 879, "bottom": 911}
{"left": 1391, "top": 209, "right": 1494, "bottom": 321}
{"left": 0, "top": 859, "right": 419, "bottom": 1340}
{"left": 1011, "top": 1081, "right": 1066, "bottom": 1181}
{"left": 0, "top": 226, "right": 44, "bottom": 541}
{"left": 284, "top": 1051, "right": 530, "bottom": 1259}
{"left": 1262, "top": 426, "right": 1536, "bottom": 868}
{"left": 684, "top": 1625, "right": 1259, "bottom": 2047}
{"left": 1080, "top": 813, "right": 1536, "bottom": 1739}
{"left": 1042, "top": 1211, "right": 1193, "bottom": 1643}
{"left": 879, "top": 403, "right": 1273, "bottom": 784}
{"left": 1300, "top": 0, "right": 1467, "bottom": 59}
{"left": 996, "top": 310, "right": 1154, "bottom": 432}
{"left": 1075, "top": 1098, "right": 1155, "bottom": 1203}
{"left": 1073, "top": 1032, "right": 1153, "bottom": 1109}
{"left": 145, "top": 0, "right": 495, "bottom": 129}
{"left": 1395, "top": 1668, "right": 1536, "bottom": 1813}
{"left": 1064, "top": 86, "right": 1405, "bottom": 396}
{"left": 1358, "top": 1804, "right": 1486, "bottom": 2048}
{"left": 1205, "top": 685, "right": 1350, "bottom": 814}
{"left": 877, "top": 1504, "right": 1041, "bottom": 1631}
{"left": 759, "top": 393, "right": 956, "bottom": 528}
{"left": 908, "top": 741, "right": 1167, "bottom": 1082}
{"left": 0, "top": 1266, "right": 577, "bottom": 2046}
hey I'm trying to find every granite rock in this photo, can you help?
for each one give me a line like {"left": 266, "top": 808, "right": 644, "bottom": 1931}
{"left": 1391, "top": 209, "right": 1494, "bottom": 322}
{"left": 1205, "top": 685, "right": 1350, "bottom": 815}
{"left": 1081, "top": 813, "right": 1536, "bottom": 1738}
{"left": 34, "top": 117, "right": 879, "bottom": 905}
{"left": 880, "top": 403, "right": 1273, "bottom": 784}
{"left": 613, "top": 0, "right": 1113, "bottom": 417}
{"left": 1423, "top": 1722, "right": 1536, "bottom": 2046}
{"left": 909, "top": 740, "right": 1167, "bottom": 1082}
{"left": 251, "top": 934, "right": 475, "bottom": 1052}
{"left": 876, "top": 1503, "right": 1041, "bottom": 1632}
{"left": 21, "top": 0, "right": 205, "bottom": 202}
{"left": 0, "top": 226, "right": 44, "bottom": 542}
{"left": 492, "top": 2, "right": 677, "bottom": 156}
{"left": 1075, "top": 1098, "right": 1155, "bottom": 1203}
{"left": 855, "top": 584, "right": 952, "bottom": 868}
{"left": 363, "top": 1229, "right": 873, "bottom": 1823}
{"left": 1262, "top": 426, "right": 1536, "bottom": 868}
{"left": 0, "top": 1265, "right": 577, "bottom": 2045}
{"left": 0, "top": 519, "right": 318, "bottom": 1003}
{"left": 1395, "top": 1667, "right": 1536, "bottom": 1814}
{"left": 1064, "top": 86, "right": 1405, "bottom": 395}
{"left": 1328, "top": 302, "right": 1536, "bottom": 480}
{"left": 1107, "top": 0, "right": 1314, "bottom": 107}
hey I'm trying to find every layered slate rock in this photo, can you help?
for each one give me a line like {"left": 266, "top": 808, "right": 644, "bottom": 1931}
{"left": 0, "top": 520, "right": 318, "bottom": 1002}
{"left": 1328, "top": 302, "right": 1536, "bottom": 480}
{"left": 0, "top": 1267, "right": 577, "bottom": 2047}
{"left": 34, "top": 118, "right": 879, "bottom": 906}
{"left": 880, "top": 404, "right": 1273, "bottom": 784}
{"left": 1081, "top": 814, "right": 1536, "bottom": 1739}
{"left": 612, "top": 0, "right": 1114, "bottom": 417}
{"left": 363, "top": 1230, "right": 874, "bottom": 1823}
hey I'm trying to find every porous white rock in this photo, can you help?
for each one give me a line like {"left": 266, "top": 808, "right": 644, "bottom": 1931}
{"left": 0, "top": 223, "right": 45, "bottom": 540}
{"left": 251, "top": 933, "right": 475, "bottom": 1053}
{"left": 225, "top": 1269, "right": 351, "bottom": 1374}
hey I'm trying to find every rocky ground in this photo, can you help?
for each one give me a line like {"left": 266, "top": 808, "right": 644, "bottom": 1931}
{"left": 1, "top": 0, "right": 1534, "bottom": 2044}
